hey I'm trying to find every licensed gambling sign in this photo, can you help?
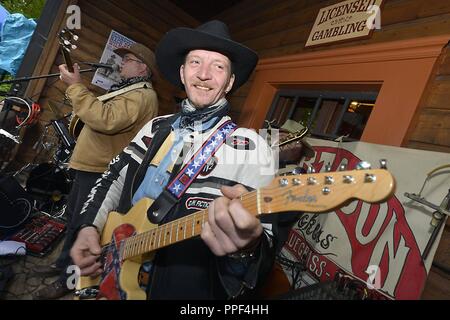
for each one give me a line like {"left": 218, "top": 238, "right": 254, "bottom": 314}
{"left": 306, "top": 0, "right": 384, "bottom": 48}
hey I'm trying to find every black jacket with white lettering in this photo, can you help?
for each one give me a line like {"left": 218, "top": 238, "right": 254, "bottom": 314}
{"left": 80, "top": 113, "right": 279, "bottom": 299}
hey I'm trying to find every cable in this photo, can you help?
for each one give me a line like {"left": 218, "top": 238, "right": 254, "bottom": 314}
{"left": 0, "top": 198, "right": 32, "bottom": 229}
{"left": 5, "top": 96, "right": 31, "bottom": 128}
{"left": 3, "top": 96, "right": 41, "bottom": 129}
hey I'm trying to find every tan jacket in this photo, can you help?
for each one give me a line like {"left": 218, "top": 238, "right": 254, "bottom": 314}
{"left": 66, "top": 82, "right": 158, "bottom": 172}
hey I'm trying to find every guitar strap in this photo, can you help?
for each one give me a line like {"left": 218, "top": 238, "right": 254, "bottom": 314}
{"left": 97, "top": 82, "right": 153, "bottom": 102}
{"left": 147, "top": 120, "right": 237, "bottom": 224}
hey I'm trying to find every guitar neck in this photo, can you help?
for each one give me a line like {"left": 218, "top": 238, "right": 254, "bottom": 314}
{"left": 62, "top": 48, "right": 74, "bottom": 73}
{"left": 121, "top": 192, "right": 257, "bottom": 260}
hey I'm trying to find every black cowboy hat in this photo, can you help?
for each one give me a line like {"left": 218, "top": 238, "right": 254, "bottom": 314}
{"left": 155, "top": 20, "right": 258, "bottom": 93}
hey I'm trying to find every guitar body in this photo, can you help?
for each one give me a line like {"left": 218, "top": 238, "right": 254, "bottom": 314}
{"left": 68, "top": 115, "right": 84, "bottom": 141}
{"left": 76, "top": 198, "right": 155, "bottom": 300}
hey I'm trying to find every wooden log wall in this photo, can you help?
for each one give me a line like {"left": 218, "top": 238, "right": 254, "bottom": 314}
{"left": 13, "top": 0, "right": 199, "bottom": 171}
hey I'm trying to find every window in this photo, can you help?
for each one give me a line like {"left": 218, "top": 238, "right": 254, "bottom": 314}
{"left": 266, "top": 89, "right": 378, "bottom": 141}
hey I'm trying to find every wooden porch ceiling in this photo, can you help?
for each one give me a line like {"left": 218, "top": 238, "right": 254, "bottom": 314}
{"left": 170, "top": 0, "right": 242, "bottom": 22}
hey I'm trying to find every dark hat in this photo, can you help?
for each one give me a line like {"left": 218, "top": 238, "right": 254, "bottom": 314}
{"left": 155, "top": 20, "right": 258, "bottom": 92}
{"left": 114, "top": 43, "right": 158, "bottom": 77}
{"left": 278, "top": 120, "right": 315, "bottom": 164}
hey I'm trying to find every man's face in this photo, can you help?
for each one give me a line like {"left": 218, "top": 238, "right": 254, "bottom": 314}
{"left": 119, "top": 53, "right": 147, "bottom": 79}
{"left": 180, "top": 50, "right": 235, "bottom": 108}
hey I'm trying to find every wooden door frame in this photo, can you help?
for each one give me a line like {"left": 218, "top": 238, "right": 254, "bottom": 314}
{"left": 239, "top": 35, "right": 450, "bottom": 147}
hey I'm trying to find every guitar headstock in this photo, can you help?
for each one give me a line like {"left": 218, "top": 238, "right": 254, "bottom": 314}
{"left": 58, "top": 28, "right": 79, "bottom": 73}
{"left": 260, "top": 169, "right": 396, "bottom": 214}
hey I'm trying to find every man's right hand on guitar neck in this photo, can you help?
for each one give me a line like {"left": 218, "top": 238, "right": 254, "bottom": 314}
{"left": 70, "top": 226, "right": 103, "bottom": 277}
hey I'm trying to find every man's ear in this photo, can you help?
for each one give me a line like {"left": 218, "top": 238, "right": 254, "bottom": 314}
{"left": 225, "top": 74, "right": 235, "bottom": 93}
{"left": 180, "top": 65, "right": 185, "bottom": 86}
{"left": 144, "top": 65, "right": 151, "bottom": 77}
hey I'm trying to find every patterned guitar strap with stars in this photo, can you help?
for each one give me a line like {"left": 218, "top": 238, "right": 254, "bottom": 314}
{"left": 147, "top": 120, "right": 237, "bottom": 224}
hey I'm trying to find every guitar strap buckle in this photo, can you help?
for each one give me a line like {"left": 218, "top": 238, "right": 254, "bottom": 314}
{"left": 147, "top": 189, "right": 178, "bottom": 224}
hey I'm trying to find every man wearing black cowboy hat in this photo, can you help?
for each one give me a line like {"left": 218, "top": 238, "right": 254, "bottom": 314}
{"left": 70, "top": 20, "right": 277, "bottom": 300}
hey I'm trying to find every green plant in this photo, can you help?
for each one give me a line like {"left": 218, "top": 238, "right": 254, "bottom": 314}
{"left": 0, "top": 74, "right": 12, "bottom": 99}
{"left": 0, "top": 0, "right": 46, "bottom": 19}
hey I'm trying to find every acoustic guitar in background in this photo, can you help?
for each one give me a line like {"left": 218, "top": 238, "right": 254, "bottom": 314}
{"left": 58, "top": 28, "right": 84, "bottom": 141}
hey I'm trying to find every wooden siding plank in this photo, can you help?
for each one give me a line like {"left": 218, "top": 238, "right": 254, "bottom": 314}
{"left": 425, "top": 77, "right": 450, "bottom": 110}
{"left": 79, "top": 0, "right": 158, "bottom": 46}
{"left": 406, "top": 141, "right": 450, "bottom": 153}
{"left": 409, "top": 109, "right": 450, "bottom": 146}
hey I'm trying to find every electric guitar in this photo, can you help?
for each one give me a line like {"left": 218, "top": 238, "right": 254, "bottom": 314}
{"left": 75, "top": 168, "right": 396, "bottom": 300}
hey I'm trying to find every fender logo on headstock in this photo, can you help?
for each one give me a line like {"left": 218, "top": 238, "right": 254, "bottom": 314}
{"left": 285, "top": 190, "right": 318, "bottom": 204}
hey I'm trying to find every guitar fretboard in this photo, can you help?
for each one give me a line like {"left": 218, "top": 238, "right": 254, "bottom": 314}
{"left": 121, "top": 192, "right": 258, "bottom": 260}
{"left": 122, "top": 209, "right": 207, "bottom": 259}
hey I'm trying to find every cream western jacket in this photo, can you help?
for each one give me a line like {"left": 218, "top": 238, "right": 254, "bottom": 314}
{"left": 66, "top": 82, "right": 158, "bottom": 172}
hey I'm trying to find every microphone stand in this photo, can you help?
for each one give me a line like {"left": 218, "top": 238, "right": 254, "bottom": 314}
{"left": 0, "top": 68, "right": 96, "bottom": 84}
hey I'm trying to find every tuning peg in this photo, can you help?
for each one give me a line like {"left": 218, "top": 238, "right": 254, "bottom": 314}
{"left": 356, "top": 161, "right": 371, "bottom": 170}
{"left": 307, "top": 166, "right": 316, "bottom": 174}
{"left": 72, "top": 34, "right": 79, "bottom": 41}
{"left": 279, "top": 178, "right": 289, "bottom": 187}
{"left": 339, "top": 164, "right": 347, "bottom": 171}
{"left": 380, "top": 159, "right": 387, "bottom": 169}
{"left": 325, "top": 163, "right": 332, "bottom": 172}
{"left": 292, "top": 166, "right": 305, "bottom": 175}
{"left": 71, "top": 44, "right": 77, "bottom": 50}
{"left": 63, "top": 39, "right": 71, "bottom": 46}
